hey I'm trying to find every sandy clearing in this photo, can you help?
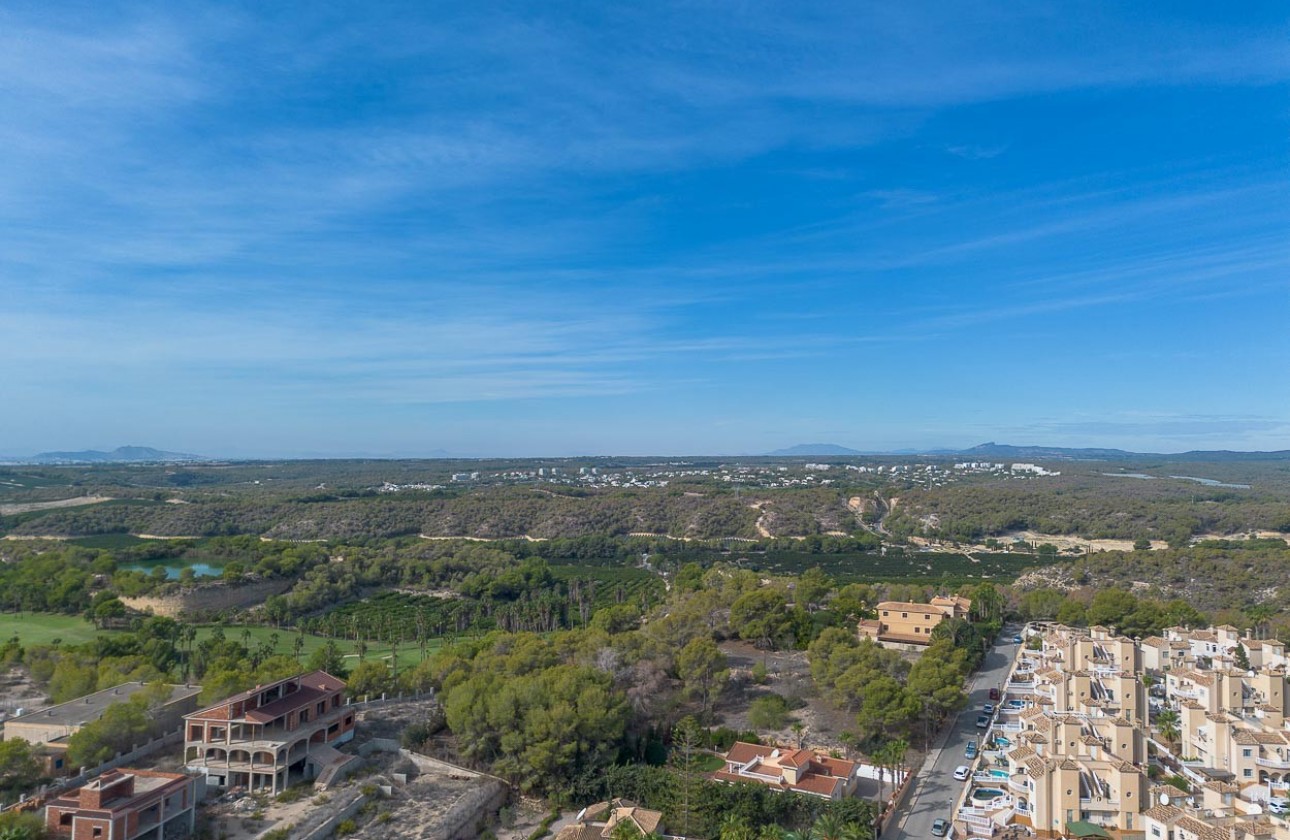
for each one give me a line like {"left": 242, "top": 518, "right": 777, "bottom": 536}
{"left": 0, "top": 495, "right": 113, "bottom": 515}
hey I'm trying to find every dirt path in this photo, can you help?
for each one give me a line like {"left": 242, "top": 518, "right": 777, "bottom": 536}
{"left": 0, "top": 495, "right": 113, "bottom": 515}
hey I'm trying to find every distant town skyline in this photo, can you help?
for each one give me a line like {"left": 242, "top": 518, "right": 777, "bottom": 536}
{"left": 3, "top": 2, "right": 1287, "bottom": 458}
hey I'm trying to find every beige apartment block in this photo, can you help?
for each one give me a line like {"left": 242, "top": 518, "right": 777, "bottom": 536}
{"left": 858, "top": 595, "right": 971, "bottom": 646}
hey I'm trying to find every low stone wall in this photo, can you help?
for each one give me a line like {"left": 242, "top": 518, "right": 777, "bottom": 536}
{"left": 3, "top": 731, "right": 187, "bottom": 813}
{"left": 121, "top": 578, "right": 292, "bottom": 618}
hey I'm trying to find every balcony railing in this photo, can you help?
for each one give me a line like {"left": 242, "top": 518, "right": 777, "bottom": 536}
{"left": 1257, "top": 756, "right": 1290, "bottom": 770}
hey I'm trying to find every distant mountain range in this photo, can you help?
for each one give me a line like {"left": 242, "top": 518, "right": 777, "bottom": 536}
{"left": 767, "top": 441, "right": 1290, "bottom": 462}
{"left": 12, "top": 446, "right": 209, "bottom": 464}
{"left": 766, "top": 443, "right": 867, "bottom": 456}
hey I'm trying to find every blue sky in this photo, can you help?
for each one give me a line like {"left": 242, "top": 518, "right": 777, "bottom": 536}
{"left": 2, "top": 1, "right": 1288, "bottom": 457}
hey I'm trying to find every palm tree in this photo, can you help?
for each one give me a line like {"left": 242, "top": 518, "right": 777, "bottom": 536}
{"left": 811, "top": 813, "right": 847, "bottom": 840}
{"left": 791, "top": 721, "right": 807, "bottom": 750}
{"left": 719, "top": 815, "right": 755, "bottom": 840}
{"left": 839, "top": 825, "right": 869, "bottom": 840}
{"left": 1156, "top": 709, "right": 1181, "bottom": 746}
{"left": 608, "top": 821, "right": 643, "bottom": 840}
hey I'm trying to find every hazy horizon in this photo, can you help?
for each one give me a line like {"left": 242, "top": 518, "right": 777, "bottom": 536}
{"left": 3, "top": 2, "right": 1287, "bottom": 457}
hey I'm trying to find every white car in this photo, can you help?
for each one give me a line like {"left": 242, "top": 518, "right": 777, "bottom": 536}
{"left": 954, "top": 765, "right": 971, "bottom": 781}
{"left": 1269, "top": 800, "right": 1289, "bottom": 815}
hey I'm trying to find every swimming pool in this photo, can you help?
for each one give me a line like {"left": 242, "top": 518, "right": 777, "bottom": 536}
{"left": 972, "top": 788, "right": 1006, "bottom": 802}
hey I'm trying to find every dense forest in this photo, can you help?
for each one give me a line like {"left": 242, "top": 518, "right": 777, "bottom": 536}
{"left": 885, "top": 471, "right": 1290, "bottom": 543}
{"left": 1018, "top": 538, "right": 1290, "bottom": 615}
{"left": 1, "top": 487, "right": 860, "bottom": 540}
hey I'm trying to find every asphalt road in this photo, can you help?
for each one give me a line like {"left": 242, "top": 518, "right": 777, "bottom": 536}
{"left": 892, "top": 629, "right": 1022, "bottom": 840}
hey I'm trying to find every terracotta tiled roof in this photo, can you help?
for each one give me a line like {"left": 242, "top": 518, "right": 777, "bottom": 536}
{"left": 780, "top": 748, "right": 814, "bottom": 768}
{"left": 1142, "top": 804, "right": 1184, "bottom": 823}
{"left": 606, "top": 805, "right": 663, "bottom": 837}
{"left": 792, "top": 773, "right": 845, "bottom": 797}
{"left": 816, "top": 756, "right": 858, "bottom": 777}
{"left": 188, "top": 670, "right": 345, "bottom": 719}
{"left": 725, "top": 742, "right": 775, "bottom": 764}
{"left": 1177, "top": 815, "right": 1230, "bottom": 840}
{"left": 876, "top": 601, "right": 948, "bottom": 614}
{"left": 245, "top": 686, "right": 328, "bottom": 724}
{"left": 554, "top": 826, "right": 603, "bottom": 840}
{"left": 549, "top": 825, "right": 598, "bottom": 840}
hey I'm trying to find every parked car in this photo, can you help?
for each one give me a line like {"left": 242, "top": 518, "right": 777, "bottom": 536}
{"left": 965, "top": 742, "right": 977, "bottom": 759}
{"left": 1269, "top": 799, "right": 1289, "bottom": 815}
{"left": 931, "top": 818, "right": 951, "bottom": 837}
{"left": 953, "top": 765, "right": 971, "bottom": 781}
{"left": 1013, "top": 635, "right": 1023, "bottom": 644}
{"left": 983, "top": 704, "right": 995, "bottom": 714}
{"left": 976, "top": 715, "right": 990, "bottom": 728}
{"left": 988, "top": 687, "right": 1001, "bottom": 701}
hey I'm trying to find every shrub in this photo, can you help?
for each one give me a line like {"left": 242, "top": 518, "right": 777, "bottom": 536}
{"left": 335, "top": 819, "right": 357, "bottom": 836}
{"left": 708, "top": 726, "right": 740, "bottom": 751}
{"left": 748, "top": 694, "right": 791, "bottom": 730}
{"left": 526, "top": 808, "right": 560, "bottom": 840}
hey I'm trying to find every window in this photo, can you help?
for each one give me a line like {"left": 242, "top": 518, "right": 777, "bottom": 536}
{"left": 1152, "top": 827, "right": 1162, "bottom": 838}
{"left": 1243, "top": 749, "right": 1252, "bottom": 757}
{"left": 882, "top": 611, "right": 889, "bottom": 617}
{"left": 1243, "top": 769, "right": 1253, "bottom": 778}
{"left": 60, "top": 814, "right": 72, "bottom": 826}
{"left": 93, "top": 828, "right": 103, "bottom": 837}
{"left": 902, "top": 612, "right": 908, "bottom": 618}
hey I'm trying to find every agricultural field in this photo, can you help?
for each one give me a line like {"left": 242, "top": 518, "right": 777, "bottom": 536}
{"left": 547, "top": 562, "right": 665, "bottom": 612}
{"left": 309, "top": 592, "right": 477, "bottom": 644}
{"left": 192, "top": 623, "right": 434, "bottom": 670}
{"left": 681, "top": 548, "right": 1052, "bottom": 584}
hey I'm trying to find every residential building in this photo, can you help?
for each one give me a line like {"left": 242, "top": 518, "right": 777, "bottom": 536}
{"left": 713, "top": 742, "right": 861, "bottom": 800}
{"left": 963, "top": 622, "right": 1290, "bottom": 840}
{"left": 1141, "top": 784, "right": 1290, "bottom": 840}
{"left": 1243, "top": 640, "right": 1288, "bottom": 673}
{"left": 45, "top": 769, "right": 197, "bottom": 840}
{"left": 858, "top": 596, "right": 972, "bottom": 647}
{"left": 183, "top": 671, "right": 353, "bottom": 794}
{"left": 2, "top": 683, "right": 201, "bottom": 776}
{"left": 554, "top": 799, "right": 668, "bottom": 840}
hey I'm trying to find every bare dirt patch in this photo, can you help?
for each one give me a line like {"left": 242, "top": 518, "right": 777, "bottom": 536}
{"left": 0, "top": 667, "right": 48, "bottom": 717}
{"left": 716, "top": 641, "right": 854, "bottom": 751}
